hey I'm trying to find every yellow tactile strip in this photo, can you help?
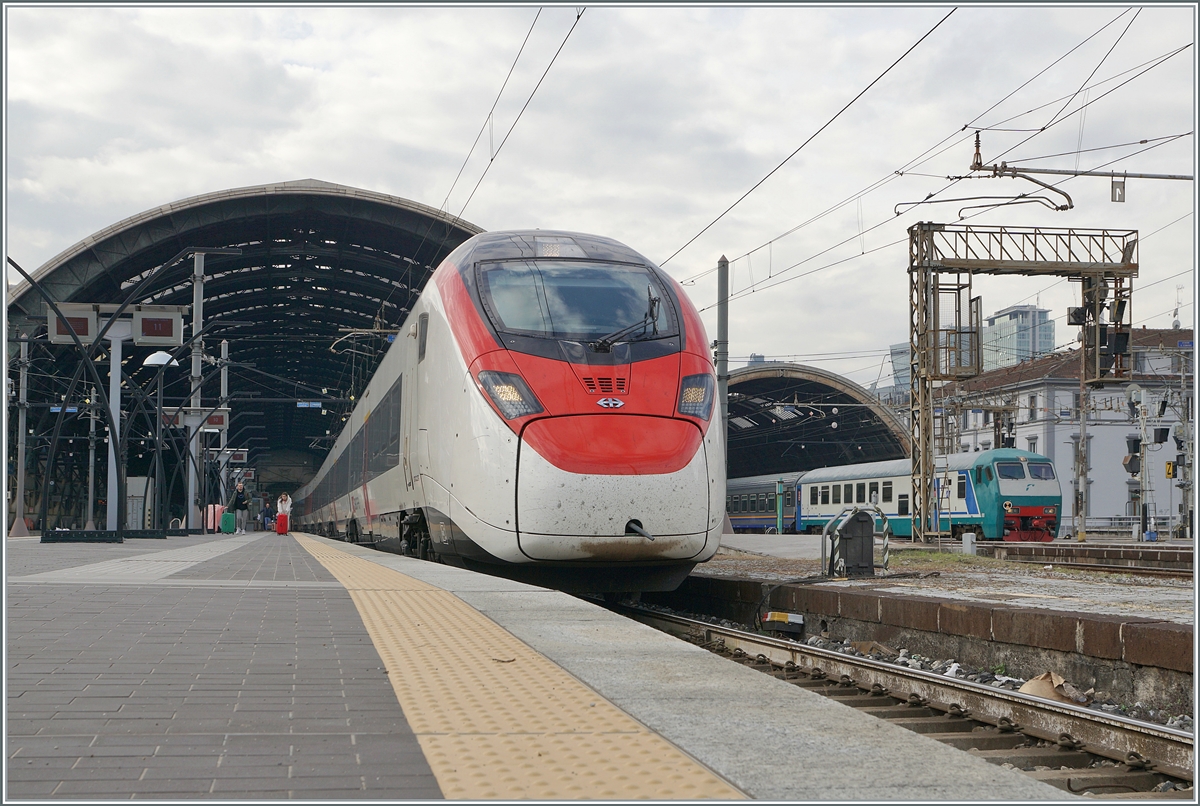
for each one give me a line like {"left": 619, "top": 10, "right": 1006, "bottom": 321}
{"left": 294, "top": 534, "right": 744, "bottom": 800}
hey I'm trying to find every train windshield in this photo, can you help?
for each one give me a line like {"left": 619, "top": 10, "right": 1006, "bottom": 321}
{"left": 1028, "top": 462, "right": 1056, "bottom": 480}
{"left": 995, "top": 462, "right": 1025, "bottom": 480}
{"left": 478, "top": 260, "right": 675, "bottom": 340}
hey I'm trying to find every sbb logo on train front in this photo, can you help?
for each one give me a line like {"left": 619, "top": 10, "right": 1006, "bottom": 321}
{"left": 597, "top": 398, "right": 625, "bottom": 408}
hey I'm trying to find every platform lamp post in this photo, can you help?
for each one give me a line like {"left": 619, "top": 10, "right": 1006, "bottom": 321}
{"left": 10, "top": 335, "right": 31, "bottom": 536}
{"left": 142, "top": 350, "right": 179, "bottom": 530}
{"left": 186, "top": 247, "right": 244, "bottom": 529}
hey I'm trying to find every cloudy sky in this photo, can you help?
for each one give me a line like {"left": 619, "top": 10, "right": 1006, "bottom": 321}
{"left": 5, "top": 4, "right": 1196, "bottom": 388}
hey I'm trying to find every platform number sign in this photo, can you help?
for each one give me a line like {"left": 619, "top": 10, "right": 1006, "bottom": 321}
{"left": 1166, "top": 461, "right": 1177, "bottom": 479}
{"left": 132, "top": 309, "right": 183, "bottom": 346}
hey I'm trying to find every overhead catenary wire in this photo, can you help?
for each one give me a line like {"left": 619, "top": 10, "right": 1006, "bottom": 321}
{"left": 1045, "top": 9, "right": 1140, "bottom": 131}
{"left": 963, "top": 8, "right": 1134, "bottom": 131}
{"left": 660, "top": 7, "right": 958, "bottom": 268}
{"left": 454, "top": 7, "right": 586, "bottom": 221}
{"left": 709, "top": 126, "right": 1193, "bottom": 310}
{"left": 676, "top": 33, "right": 1190, "bottom": 287}
{"left": 377, "top": 8, "right": 543, "bottom": 317}
{"left": 438, "top": 8, "right": 542, "bottom": 216}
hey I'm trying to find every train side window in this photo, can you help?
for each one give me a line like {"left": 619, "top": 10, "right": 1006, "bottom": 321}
{"left": 856, "top": 483, "right": 865, "bottom": 503}
{"left": 418, "top": 313, "right": 429, "bottom": 362}
{"left": 759, "top": 493, "right": 767, "bottom": 511}
{"left": 820, "top": 486, "right": 829, "bottom": 505}
{"left": 726, "top": 496, "right": 731, "bottom": 513}
{"left": 810, "top": 487, "right": 818, "bottom": 506}
{"left": 897, "top": 494, "right": 910, "bottom": 516}
{"left": 767, "top": 493, "right": 775, "bottom": 512}
{"left": 882, "top": 481, "right": 892, "bottom": 502}
{"left": 741, "top": 494, "right": 748, "bottom": 512}
{"left": 832, "top": 485, "right": 841, "bottom": 505}
{"left": 785, "top": 490, "right": 793, "bottom": 508}
{"left": 869, "top": 482, "right": 878, "bottom": 503}
{"left": 842, "top": 484, "right": 851, "bottom": 504}
{"left": 957, "top": 476, "right": 967, "bottom": 499}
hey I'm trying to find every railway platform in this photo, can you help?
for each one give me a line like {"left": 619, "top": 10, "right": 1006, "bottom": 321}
{"left": 6, "top": 531, "right": 1065, "bottom": 800}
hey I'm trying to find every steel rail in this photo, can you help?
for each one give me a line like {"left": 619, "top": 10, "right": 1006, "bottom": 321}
{"left": 1005, "top": 560, "right": 1192, "bottom": 579}
{"left": 620, "top": 605, "right": 1193, "bottom": 781}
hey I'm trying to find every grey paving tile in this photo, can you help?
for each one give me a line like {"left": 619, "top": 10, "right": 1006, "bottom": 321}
{"left": 7, "top": 541, "right": 439, "bottom": 802}
{"left": 6, "top": 757, "right": 82, "bottom": 773}
{"left": 53, "top": 777, "right": 215, "bottom": 795}
{"left": 4, "top": 780, "right": 63, "bottom": 796}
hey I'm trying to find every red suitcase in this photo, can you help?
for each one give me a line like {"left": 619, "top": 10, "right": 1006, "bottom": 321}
{"left": 275, "top": 513, "right": 289, "bottom": 534}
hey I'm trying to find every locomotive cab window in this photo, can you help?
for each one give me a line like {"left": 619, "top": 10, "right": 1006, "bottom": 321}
{"left": 1028, "top": 463, "right": 1056, "bottom": 480}
{"left": 477, "top": 260, "right": 677, "bottom": 342}
{"left": 995, "top": 462, "right": 1025, "bottom": 480}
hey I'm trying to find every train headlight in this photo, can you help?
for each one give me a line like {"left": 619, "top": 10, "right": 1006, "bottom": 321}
{"left": 477, "top": 371, "right": 544, "bottom": 419}
{"left": 677, "top": 374, "right": 715, "bottom": 421}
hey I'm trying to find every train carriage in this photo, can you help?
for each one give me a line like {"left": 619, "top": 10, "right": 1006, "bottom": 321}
{"left": 294, "top": 230, "right": 724, "bottom": 592}
{"left": 787, "top": 449, "right": 1061, "bottom": 541}
{"left": 725, "top": 472, "right": 804, "bottom": 533}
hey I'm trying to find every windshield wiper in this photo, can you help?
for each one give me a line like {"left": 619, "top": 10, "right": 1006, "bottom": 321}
{"left": 590, "top": 285, "right": 660, "bottom": 353}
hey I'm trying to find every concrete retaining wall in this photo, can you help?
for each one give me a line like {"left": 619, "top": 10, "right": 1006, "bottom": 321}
{"left": 648, "top": 575, "right": 1193, "bottom": 713}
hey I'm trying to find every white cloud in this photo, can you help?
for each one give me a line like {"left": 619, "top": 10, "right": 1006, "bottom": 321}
{"left": 5, "top": 4, "right": 1195, "bottom": 382}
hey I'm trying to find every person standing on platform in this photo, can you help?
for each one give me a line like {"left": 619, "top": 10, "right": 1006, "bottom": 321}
{"left": 261, "top": 500, "right": 274, "bottom": 532}
{"left": 276, "top": 492, "right": 293, "bottom": 535}
{"left": 229, "top": 482, "right": 250, "bottom": 534}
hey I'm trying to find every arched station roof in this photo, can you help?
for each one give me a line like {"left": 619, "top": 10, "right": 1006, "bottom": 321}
{"left": 8, "top": 179, "right": 482, "bottom": 479}
{"left": 726, "top": 362, "right": 909, "bottom": 479}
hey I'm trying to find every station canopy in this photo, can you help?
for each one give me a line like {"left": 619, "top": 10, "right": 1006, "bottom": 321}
{"left": 7, "top": 180, "right": 908, "bottom": 492}
{"left": 7, "top": 179, "right": 482, "bottom": 481}
{"left": 726, "top": 363, "right": 909, "bottom": 480}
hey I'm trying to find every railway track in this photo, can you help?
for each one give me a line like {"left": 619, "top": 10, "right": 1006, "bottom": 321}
{"left": 617, "top": 604, "right": 1194, "bottom": 798}
{"left": 1006, "top": 560, "right": 1193, "bottom": 579}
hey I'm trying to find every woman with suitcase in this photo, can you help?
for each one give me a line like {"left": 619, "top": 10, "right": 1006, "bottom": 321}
{"left": 276, "top": 492, "right": 293, "bottom": 535}
{"left": 229, "top": 482, "right": 250, "bottom": 534}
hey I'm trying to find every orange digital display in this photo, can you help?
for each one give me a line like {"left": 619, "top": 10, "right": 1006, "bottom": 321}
{"left": 141, "top": 317, "right": 173, "bottom": 338}
{"left": 56, "top": 317, "right": 90, "bottom": 337}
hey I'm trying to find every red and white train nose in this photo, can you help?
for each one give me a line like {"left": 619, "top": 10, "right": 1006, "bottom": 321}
{"left": 516, "top": 413, "right": 713, "bottom": 560}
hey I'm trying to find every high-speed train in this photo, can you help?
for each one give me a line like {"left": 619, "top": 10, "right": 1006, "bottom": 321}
{"left": 728, "top": 449, "right": 1062, "bottom": 541}
{"left": 294, "top": 230, "right": 724, "bottom": 592}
